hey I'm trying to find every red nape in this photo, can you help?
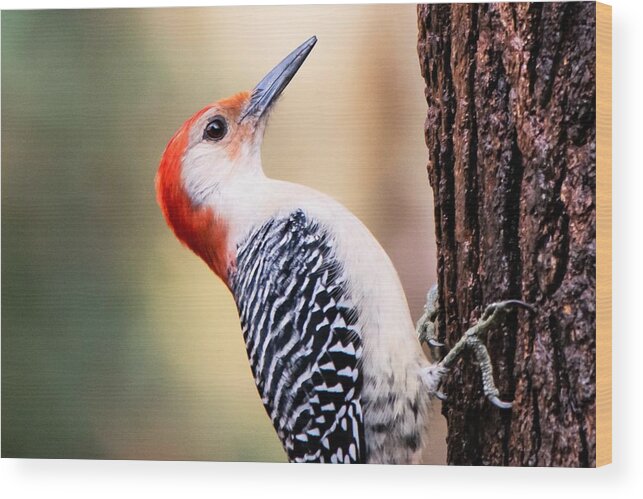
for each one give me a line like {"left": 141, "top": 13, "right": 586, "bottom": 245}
{"left": 155, "top": 106, "right": 234, "bottom": 284}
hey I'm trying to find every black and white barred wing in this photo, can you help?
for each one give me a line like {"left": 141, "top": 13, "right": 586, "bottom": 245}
{"left": 230, "top": 210, "right": 365, "bottom": 463}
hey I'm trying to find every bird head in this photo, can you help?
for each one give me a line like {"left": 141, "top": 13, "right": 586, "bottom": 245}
{"left": 156, "top": 36, "right": 317, "bottom": 283}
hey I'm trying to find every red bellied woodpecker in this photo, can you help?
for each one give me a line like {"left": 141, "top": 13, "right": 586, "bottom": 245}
{"left": 156, "top": 36, "right": 533, "bottom": 464}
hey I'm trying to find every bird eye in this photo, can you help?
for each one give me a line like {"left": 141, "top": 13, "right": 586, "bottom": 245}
{"left": 204, "top": 116, "right": 227, "bottom": 141}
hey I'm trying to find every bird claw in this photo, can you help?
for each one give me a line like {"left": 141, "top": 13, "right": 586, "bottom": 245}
{"left": 434, "top": 390, "right": 447, "bottom": 401}
{"left": 427, "top": 338, "right": 445, "bottom": 348}
{"left": 488, "top": 395, "right": 513, "bottom": 410}
{"left": 483, "top": 299, "right": 536, "bottom": 320}
{"left": 502, "top": 300, "right": 536, "bottom": 314}
{"left": 416, "top": 285, "right": 444, "bottom": 351}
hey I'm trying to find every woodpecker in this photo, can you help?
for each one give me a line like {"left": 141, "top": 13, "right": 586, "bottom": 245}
{"left": 156, "top": 36, "right": 532, "bottom": 464}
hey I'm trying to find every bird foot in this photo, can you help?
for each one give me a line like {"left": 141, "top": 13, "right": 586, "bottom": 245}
{"left": 418, "top": 287, "right": 535, "bottom": 410}
{"left": 416, "top": 285, "right": 444, "bottom": 353}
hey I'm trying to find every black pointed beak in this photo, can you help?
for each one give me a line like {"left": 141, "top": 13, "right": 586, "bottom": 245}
{"left": 239, "top": 36, "right": 317, "bottom": 123}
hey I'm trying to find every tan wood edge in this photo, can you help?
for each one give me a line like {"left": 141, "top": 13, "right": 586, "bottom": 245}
{"left": 596, "top": 1, "right": 612, "bottom": 467}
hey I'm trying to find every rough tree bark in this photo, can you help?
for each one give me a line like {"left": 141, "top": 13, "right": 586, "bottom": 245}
{"left": 417, "top": 2, "right": 596, "bottom": 467}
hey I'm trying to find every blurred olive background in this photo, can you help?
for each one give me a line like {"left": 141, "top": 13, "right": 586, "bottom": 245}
{"left": 1, "top": 5, "right": 443, "bottom": 463}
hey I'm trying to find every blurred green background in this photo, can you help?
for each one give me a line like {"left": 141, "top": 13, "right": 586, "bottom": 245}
{"left": 1, "top": 5, "right": 442, "bottom": 462}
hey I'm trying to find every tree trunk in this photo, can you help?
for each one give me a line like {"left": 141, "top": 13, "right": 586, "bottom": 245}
{"left": 417, "top": 2, "right": 596, "bottom": 467}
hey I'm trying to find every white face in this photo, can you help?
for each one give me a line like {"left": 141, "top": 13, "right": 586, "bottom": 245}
{"left": 181, "top": 101, "right": 266, "bottom": 208}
